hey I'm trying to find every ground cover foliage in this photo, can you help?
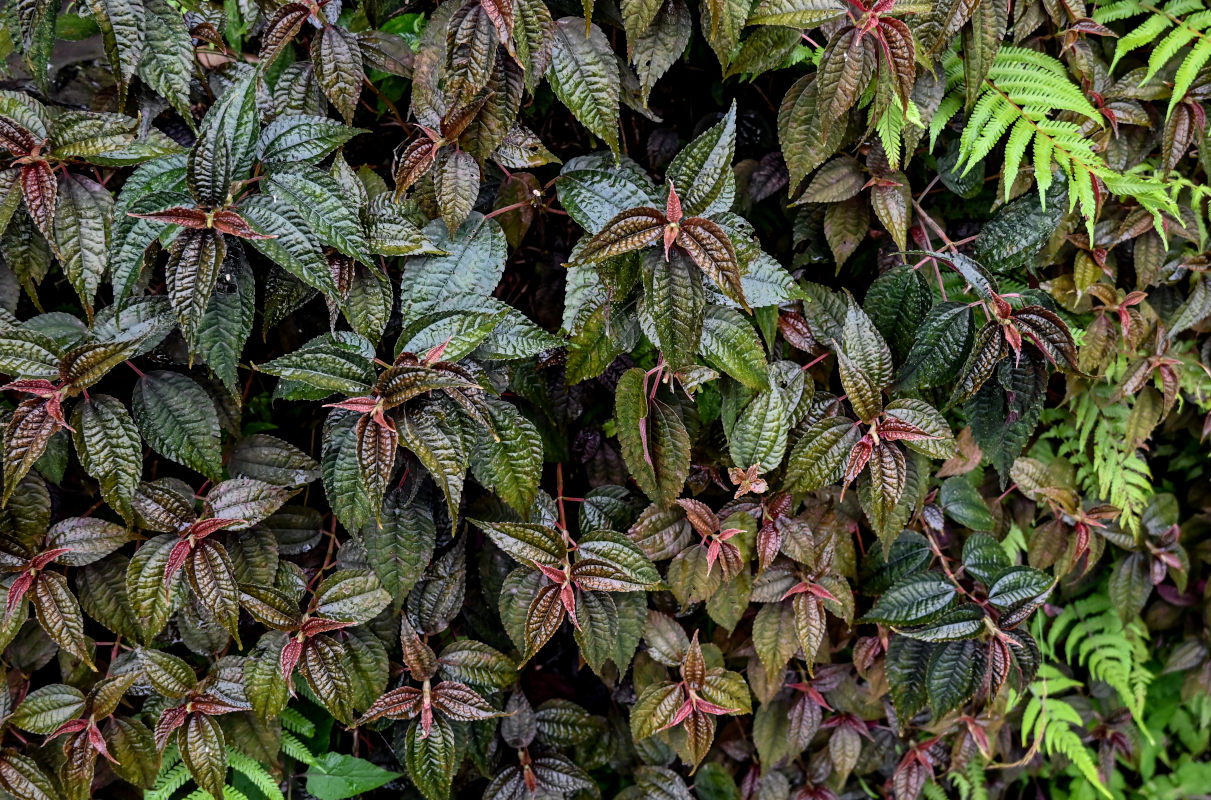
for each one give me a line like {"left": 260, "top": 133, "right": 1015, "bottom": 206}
{"left": 0, "top": 0, "right": 1209, "bottom": 797}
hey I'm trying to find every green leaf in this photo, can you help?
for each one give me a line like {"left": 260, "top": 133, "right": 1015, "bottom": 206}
{"left": 863, "top": 265, "right": 931, "bottom": 364}
{"left": 640, "top": 249, "right": 704, "bottom": 371}
{"left": 267, "top": 169, "right": 370, "bottom": 264}
{"left": 87, "top": 0, "right": 144, "bottom": 98}
{"left": 985, "top": 566, "right": 1052, "bottom": 610}
{"left": 196, "top": 244, "right": 255, "bottom": 392}
{"left": 574, "top": 589, "right": 620, "bottom": 674}
{"left": 1109, "top": 552, "right": 1151, "bottom": 621}
{"left": 615, "top": 368, "right": 691, "bottom": 508}
{"left": 896, "top": 302, "right": 974, "bottom": 392}
{"left": 942, "top": 478, "right": 997, "bottom": 533}
{"left": 312, "top": 24, "right": 364, "bottom": 123}
{"left": 52, "top": 174, "right": 112, "bottom": 315}
{"left": 547, "top": 18, "right": 621, "bottom": 155}
{"left": 258, "top": 115, "right": 365, "bottom": 166}
{"left": 238, "top": 194, "right": 340, "bottom": 298}
{"left": 46, "top": 517, "right": 133, "bottom": 566}
{"left": 899, "top": 604, "right": 985, "bottom": 642}
{"left": 259, "top": 332, "right": 376, "bottom": 395}
{"left": 188, "top": 70, "right": 259, "bottom": 207}
{"left": 357, "top": 491, "right": 434, "bottom": 606}
{"left": 752, "top": 601, "right": 798, "bottom": 676}
{"left": 835, "top": 300, "right": 892, "bottom": 422}
{"left": 71, "top": 394, "right": 141, "bottom": 522}
{"left": 314, "top": 569, "right": 391, "bottom": 624}
{"left": 470, "top": 399, "right": 543, "bottom": 514}
{"left": 700, "top": 305, "right": 769, "bottom": 391}
{"left": 927, "top": 640, "right": 980, "bottom": 716}
{"left": 179, "top": 714, "right": 227, "bottom": 800}
{"left": 557, "top": 154, "right": 658, "bottom": 234}
{"left": 10, "top": 684, "right": 86, "bottom": 734}
{"left": 746, "top": 0, "right": 844, "bottom": 27}
{"left": 166, "top": 228, "right": 226, "bottom": 349}
{"left": 786, "top": 416, "right": 861, "bottom": 493}
{"left": 727, "top": 375, "right": 789, "bottom": 474}
{"left": 138, "top": 0, "right": 194, "bottom": 121}
{"left": 632, "top": 0, "right": 693, "bottom": 104}
{"left": 863, "top": 574, "right": 956, "bottom": 625}
{"left": 667, "top": 103, "right": 736, "bottom": 217}
{"left": 472, "top": 519, "right": 567, "bottom": 566}
{"left": 306, "top": 753, "right": 400, "bottom": 800}
{"left": 131, "top": 370, "right": 223, "bottom": 481}
{"left": 966, "top": 353, "right": 1047, "bottom": 484}
{"left": 403, "top": 716, "right": 456, "bottom": 800}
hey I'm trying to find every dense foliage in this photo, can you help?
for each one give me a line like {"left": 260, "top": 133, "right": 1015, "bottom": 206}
{"left": 0, "top": 0, "right": 1209, "bottom": 798}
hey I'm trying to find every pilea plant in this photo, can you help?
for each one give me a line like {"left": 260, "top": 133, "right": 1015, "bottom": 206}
{"left": 0, "top": 0, "right": 1210, "bottom": 798}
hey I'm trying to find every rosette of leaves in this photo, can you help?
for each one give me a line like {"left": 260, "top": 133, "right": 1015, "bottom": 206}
{"left": 863, "top": 531, "right": 1052, "bottom": 720}
{"left": 788, "top": 297, "right": 956, "bottom": 544}
{"left": 356, "top": 616, "right": 515, "bottom": 800}
{"left": 0, "top": 92, "right": 181, "bottom": 315}
{"left": 630, "top": 631, "right": 751, "bottom": 770}
{"left": 474, "top": 516, "right": 660, "bottom": 672}
{"left": 484, "top": 690, "right": 603, "bottom": 800}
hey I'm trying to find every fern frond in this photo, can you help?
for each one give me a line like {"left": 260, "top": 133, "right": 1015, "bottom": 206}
{"left": 281, "top": 730, "right": 318, "bottom": 767}
{"left": 228, "top": 751, "right": 285, "bottom": 800}
{"left": 280, "top": 707, "right": 316, "bottom": 738}
{"left": 1094, "top": 0, "right": 1211, "bottom": 116}
{"left": 149, "top": 762, "right": 193, "bottom": 800}
{"left": 932, "top": 45, "right": 1177, "bottom": 231}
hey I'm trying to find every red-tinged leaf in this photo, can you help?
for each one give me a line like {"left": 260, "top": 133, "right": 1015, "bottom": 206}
{"left": 153, "top": 704, "right": 189, "bottom": 749}
{"left": 818, "top": 28, "right": 877, "bottom": 139}
{"left": 128, "top": 206, "right": 209, "bottom": 228}
{"left": 430, "top": 681, "right": 504, "bottom": 722}
{"left": 843, "top": 437, "right": 873, "bottom": 487}
{"left": 676, "top": 498, "right": 719, "bottom": 536}
{"left": 950, "top": 323, "right": 1007, "bottom": 407}
{"left": 573, "top": 207, "right": 667, "bottom": 264}
{"left": 676, "top": 217, "right": 749, "bottom": 311}
{"left": 682, "top": 708, "right": 716, "bottom": 769}
{"left": 259, "top": 2, "right": 312, "bottom": 65}
{"left": 31, "top": 571, "right": 94, "bottom": 668}
{"left": 1013, "top": 307, "right": 1079, "bottom": 373}
{"left": 3, "top": 398, "right": 62, "bottom": 506}
{"left": 0, "top": 116, "right": 36, "bottom": 156}
{"left": 211, "top": 210, "right": 276, "bottom": 239}
{"left": 481, "top": 0, "right": 517, "bottom": 58}
{"left": 166, "top": 228, "right": 226, "bottom": 349}
{"left": 356, "top": 686, "right": 423, "bottom": 724}
{"left": 189, "top": 518, "right": 243, "bottom": 539}
{"left": 877, "top": 18, "right": 915, "bottom": 111}
{"left": 523, "top": 583, "right": 566, "bottom": 662}
{"left": 393, "top": 136, "right": 441, "bottom": 199}
{"left": 681, "top": 630, "right": 706, "bottom": 689}
{"left": 5, "top": 571, "right": 35, "bottom": 620}
{"left": 355, "top": 411, "right": 398, "bottom": 517}
{"left": 20, "top": 160, "right": 57, "bottom": 239}
{"left": 666, "top": 181, "right": 683, "bottom": 223}
{"left": 399, "top": 615, "right": 439, "bottom": 680}
{"left": 280, "top": 637, "right": 304, "bottom": 686}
